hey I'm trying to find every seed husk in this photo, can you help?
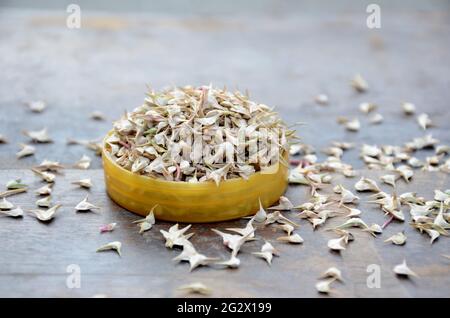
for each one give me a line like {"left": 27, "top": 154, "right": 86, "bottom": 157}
{"left": 35, "top": 183, "right": 53, "bottom": 195}
{"left": 354, "top": 177, "right": 380, "bottom": 192}
{"left": 321, "top": 267, "right": 343, "bottom": 281}
{"left": 0, "top": 188, "right": 27, "bottom": 198}
{"left": 0, "top": 197, "right": 14, "bottom": 210}
{"left": 345, "top": 118, "right": 360, "bottom": 132}
{"left": 315, "top": 278, "right": 335, "bottom": 294}
{"left": 133, "top": 205, "right": 157, "bottom": 234}
{"left": 6, "top": 179, "right": 27, "bottom": 190}
{"left": 27, "top": 100, "right": 46, "bottom": 113}
{"left": 74, "top": 155, "right": 91, "bottom": 170}
{"left": 177, "top": 282, "right": 211, "bottom": 295}
{"left": 23, "top": 128, "right": 52, "bottom": 143}
{"left": 0, "top": 206, "right": 24, "bottom": 217}
{"left": 384, "top": 232, "right": 407, "bottom": 245}
{"left": 36, "top": 195, "right": 52, "bottom": 207}
{"left": 359, "top": 102, "right": 376, "bottom": 114}
{"left": 252, "top": 241, "right": 279, "bottom": 265}
{"left": 173, "top": 242, "right": 218, "bottom": 271}
{"left": 34, "top": 159, "right": 64, "bottom": 172}
{"left": 31, "top": 168, "right": 55, "bottom": 183}
{"left": 276, "top": 233, "right": 304, "bottom": 244}
{"left": 315, "top": 94, "right": 329, "bottom": 105}
{"left": 71, "top": 178, "right": 93, "bottom": 189}
{"left": 28, "top": 204, "right": 61, "bottom": 222}
{"left": 369, "top": 113, "right": 383, "bottom": 124}
{"left": 75, "top": 195, "right": 100, "bottom": 211}
{"left": 268, "top": 196, "right": 294, "bottom": 211}
{"left": 90, "top": 111, "right": 105, "bottom": 120}
{"left": 402, "top": 102, "right": 416, "bottom": 115}
{"left": 216, "top": 255, "right": 241, "bottom": 269}
{"left": 96, "top": 241, "right": 122, "bottom": 257}
{"left": 161, "top": 224, "right": 194, "bottom": 249}
{"left": 351, "top": 74, "right": 369, "bottom": 93}
{"left": 417, "top": 113, "right": 432, "bottom": 130}
{"left": 393, "top": 260, "right": 418, "bottom": 278}
{"left": 16, "top": 144, "right": 35, "bottom": 158}
{"left": 380, "top": 174, "right": 397, "bottom": 187}
{"left": 100, "top": 223, "right": 117, "bottom": 233}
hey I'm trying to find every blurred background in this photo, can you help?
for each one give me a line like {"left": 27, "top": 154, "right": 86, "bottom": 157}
{"left": 0, "top": 0, "right": 449, "bottom": 168}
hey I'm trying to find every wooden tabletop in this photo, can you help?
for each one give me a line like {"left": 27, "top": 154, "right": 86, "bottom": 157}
{"left": 0, "top": 2, "right": 449, "bottom": 297}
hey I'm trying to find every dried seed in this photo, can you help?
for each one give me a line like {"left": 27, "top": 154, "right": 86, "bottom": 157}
{"left": 345, "top": 118, "right": 360, "bottom": 132}
{"left": 161, "top": 224, "right": 194, "bottom": 248}
{"left": 278, "top": 223, "right": 295, "bottom": 235}
{"left": 402, "top": 102, "right": 415, "bottom": 115}
{"left": 338, "top": 185, "right": 359, "bottom": 205}
{"left": 315, "top": 279, "right": 335, "bottom": 294}
{"left": 74, "top": 155, "right": 91, "bottom": 170}
{"left": 264, "top": 211, "right": 299, "bottom": 227}
{"left": 23, "top": 128, "right": 52, "bottom": 143}
{"left": 216, "top": 255, "right": 241, "bottom": 268}
{"left": 226, "top": 218, "right": 256, "bottom": 239}
{"left": 351, "top": 74, "right": 369, "bottom": 93}
{"left": 359, "top": 102, "right": 376, "bottom": 114}
{"left": 34, "top": 159, "right": 64, "bottom": 172}
{"left": 335, "top": 217, "right": 370, "bottom": 231}
{"left": 6, "top": 179, "right": 27, "bottom": 190}
{"left": 276, "top": 233, "right": 304, "bottom": 244}
{"left": 75, "top": 195, "right": 100, "bottom": 211}
{"left": 96, "top": 241, "right": 122, "bottom": 257}
{"left": 380, "top": 174, "right": 397, "bottom": 187}
{"left": 212, "top": 228, "right": 254, "bottom": 256}
{"left": 425, "top": 229, "right": 440, "bottom": 244}
{"left": 436, "top": 145, "right": 450, "bottom": 156}
{"left": 320, "top": 267, "right": 342, "bottom": 281}
{"left": 315, "top": 94, "right": 329, "bottom": 105}
{"left": 36, "top": 195, "right": 52, "bottom": 208}
{"left": 354, "top": 177, "right": 380, "bottom": 192}
{"left": 90, "top": 111, "right": 105, "bottom": 120}
{"left": 28, "top": 204, "right": 61, "bottom": 222}
{"left": 342, "top": 205, "right": 361, "bottom": 217}
{"left": 173, "top": 242, "right": 218, "bottom": 271}
{"left": 100, "top": 223, "right": 117, "bottom": 233}
{"left": 327, "top": 236, "right": 346, "bottom": 251}
{"left": 384, "top": 232, "right": 407, "bottom": 245}
{"left": 71, "top": 178, "right": 93, "bottom": 189}
{"left": 35, "top": 183, "right": 53, "bottom": 195}
{"left": 396, "top": 165, "right": 413, "bottom": 182}
{"left": 253, "top": 199, "right": 267, "bottom": 222}
{"left": 27, "top": 100, "right": 46, "bottom": 113}
{"left": 252, "top": 241, "right": 279, "bottom": 265}
{"left": 393, "top": 260, "right": 418, "bottom": 278}
{"left": 268, "top": 196, "right": 294, "bottom": 210}
{"left": 16, "top": 144, "right": 35, "bottom": 158}
{"left": 0, "top": 197, "right": 14, "bottom": 210}
{"left": 434, "top": 203, "right": 450, "bottom": 229}
{"left": 417, "top": 113, "right": 432, "bottom": 130}
{"left": 369, "top": 113, "right": 383, "bottom": 124}
{"left": 0, "top": 206, "right": 24, "bottom": 217}
{"left": 0, "top": 188, "right": 27, "bottom": 198}
{"left": 177, "top": 282, "right": 211, "bottom": 295}
{"left": 31, "top": 168, "right": 55, "bottom": 183}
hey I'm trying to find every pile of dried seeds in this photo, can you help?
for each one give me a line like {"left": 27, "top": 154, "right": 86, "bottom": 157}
{"left": 105, "top": 85, "right": 295, "bottom": 184}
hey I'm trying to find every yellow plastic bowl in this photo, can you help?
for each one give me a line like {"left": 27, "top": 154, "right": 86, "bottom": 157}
{"left": 102, "top": 132, "right": 289, "bottom": 223}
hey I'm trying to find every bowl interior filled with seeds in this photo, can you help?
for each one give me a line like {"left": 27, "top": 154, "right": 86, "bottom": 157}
{"left": 102, "top": 85, "right": 293, "bottom": 222}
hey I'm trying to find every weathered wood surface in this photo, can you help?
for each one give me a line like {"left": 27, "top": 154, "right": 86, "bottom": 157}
{"left": 0, "top": 2, "right": 449, "bottom": 297}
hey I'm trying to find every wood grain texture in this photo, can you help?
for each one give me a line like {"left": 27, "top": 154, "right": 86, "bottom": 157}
{"left": 0, "top": 1, "right": 449, "bottom": 297}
